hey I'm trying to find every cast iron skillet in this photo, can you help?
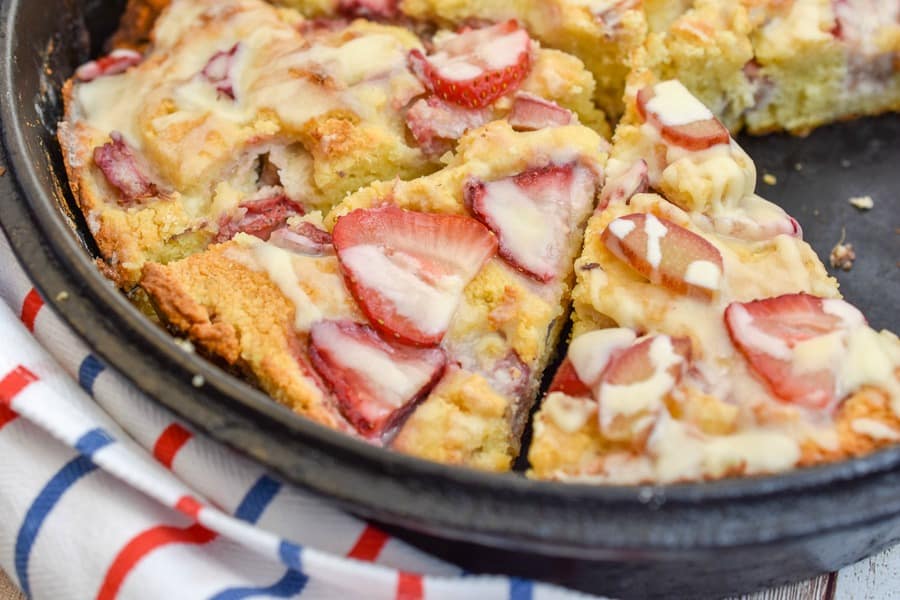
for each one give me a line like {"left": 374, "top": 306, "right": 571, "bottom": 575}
{"left": 1, "top": 1, "right": 899, "bottom": 597}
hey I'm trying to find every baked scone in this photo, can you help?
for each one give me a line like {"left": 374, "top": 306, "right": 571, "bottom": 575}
{"left": 641, "top": 0, "right": 900, "bottom": 133}
{"left": 141, "top": 121, "right": 608, "bottom": 471}
{"left": 59, "top": 0, "right": 605, "bottom": 288}
{"left": 527, "top": 78, "right": 900, "bottom": 484}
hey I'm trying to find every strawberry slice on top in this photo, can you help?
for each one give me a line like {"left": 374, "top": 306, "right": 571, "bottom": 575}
{"left": 725, "top": 293, "right": 866, "bottom": 409}
{"left": 408, "top": 20, "right": 533, "bottom": 109}
{"left": 636, "top": 80, "right": 730, "bottom": 151}
{"left": 465, "top": 164, "right": 597, "bottom": 282}
{"left": 309, "top": 320, "right": 446, "bottom": 437}
{"left": 332, "top": 205, "right": 498, "bottom": 346}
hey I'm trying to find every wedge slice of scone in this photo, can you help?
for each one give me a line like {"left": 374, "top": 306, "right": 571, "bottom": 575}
{"left": 60, "top": 0, "right": 605, "bottom": 289}
{"left": 640, "top": 0, "right": 900, "bottom": 134}
{"left": 142, "top": 121, "right": 608, "bottom": 471}
{"left": 528, "top": 78, "right": 900, "bottom": 484}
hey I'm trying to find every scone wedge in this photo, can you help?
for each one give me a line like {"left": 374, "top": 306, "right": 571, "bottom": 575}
{"left": 528, "top": 78, "right": 900, "bottom": 484}
{"left": 142, "top": 122, "right": 608, "bottom": 471}
{"left": 60, "top": 0, "right": 605, "bottom": 288}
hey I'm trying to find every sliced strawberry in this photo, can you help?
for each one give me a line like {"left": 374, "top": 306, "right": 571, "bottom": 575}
{"left": 76, "top": 49, "right": 143, "bottom": 82}
{"left": 408, "top": 20, "right": 532, "bottom": 109}
{"left": 269, "top": 222, "right": 334, "bottom": 256}
{"left": 597, "top": 159, "right": 648, "bottom": 211}
{"left": 636, "top": 80, "right": 730, "bottom": 151}
{"left": 216, "top": 193, "right": 305, "bottom": 243}
{"left": 201, "top": 43, "right": 241, "bottom": 100}
{"left": 333, "top": 205, "right": 497, "bottom": 346}
{"left": 338, "top": 0, "right": 398, "bottom": 19}
{"left": 309, "top": 320, "right": 446, "bottom": 437}
{"left": 548, "top": 358, "right": 593, "bottom": 398}
{"left": 93, "top": 132, "right": 159, "bottom": 205}
{"left": 602, "top": 213, "right": 724, "bottom": 299}
{"left": 725, "top": 294, "right": 865, "bottom": 409}
{"left": 508, "top": 92, "right": 575, "bottom": 131}
{"left": 466, "top": 164, "right": 597, "bottom": 282}
{"left": 405, "top": 96, "right": 491, "bottom": 156}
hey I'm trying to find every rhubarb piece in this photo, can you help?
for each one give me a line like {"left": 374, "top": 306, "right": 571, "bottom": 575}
{"left": 215, "top": 193, "right": 305, "bottom": 243}
{"left": 702, "top": 195, "right": 802, "bottom": 241}
{"left": 76, "top": 49, "right": 143, "bottom": 82}
{"left": 508, "top": 92, "right": 575, "bottom": 131}
{"left": 636, "top": 80, "right": 730, "bottom": 151}
{"left": 337, "top": 0, "right": 398, "bottom": 19}
{"left": 567, "top": 327, "right": 638, "bottom": 388}
{"left": 269, "top": 222, "right": 334, "bottom": 256}
{"left": 602, "top": 213, "right": 724, "bottom": 299}
{"left": 332, "top": 205, "right": 497, "bottom": 346}
{"left": 466, "top": 164, "right": 597, "bottom": 282}
{"left": 309, "top": 320, "right": 446, "bottom": 437}
{"left": 408, "top": 20, "right": 532, "bottom": 109}
{"left": 201, "top": 43, "right": 240, "bottom": 100}
{"left": 597, "top": 159, "right": 648, "bottom": 210}
{"left": 725, "top": 293, "right": 866, "bottom": 409}
{"left": 93, "top": 132, "right": 159, "bottom": 205}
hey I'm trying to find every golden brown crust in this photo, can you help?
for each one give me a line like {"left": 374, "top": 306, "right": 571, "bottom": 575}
{"left": 140, "top": 241, "right": 353, "bottom": 432}
{"left": 141, "top": 262, "right": 241, "bottom": 363}
{"left": 110, "top": 0, "right": 171, "bottom": 50}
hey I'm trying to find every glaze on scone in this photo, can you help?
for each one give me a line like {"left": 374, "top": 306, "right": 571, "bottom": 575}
{"left": 141, "top": 122, "right": 608, "bottom": 471}
{"left": 59, "top": 0, "right": 605, "bottom": 288}
{"left": 527, "top": 78, "right": 900, "bottom": 484}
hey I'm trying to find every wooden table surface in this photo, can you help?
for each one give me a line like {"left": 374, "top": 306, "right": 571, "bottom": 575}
{"left": 1, "top": 544, "right": 896, "bottom": 599}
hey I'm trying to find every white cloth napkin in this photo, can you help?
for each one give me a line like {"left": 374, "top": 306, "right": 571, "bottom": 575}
{"left": 0, "top": 231, "right": 593, "bottom": 600}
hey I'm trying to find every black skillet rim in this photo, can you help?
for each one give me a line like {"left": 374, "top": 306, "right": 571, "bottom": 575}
{"left": 3, "top": 0, "right": 900, "bottom": 560}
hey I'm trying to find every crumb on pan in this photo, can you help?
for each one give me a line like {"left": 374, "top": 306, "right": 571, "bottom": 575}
{"left": 762, "top": 173, "right": 777, "bottom": 185}
{"left": 848, "top": 195, "right": 874, "bottom": 211}
{"left": 830, "top": 229, "right": 856, "bottom": 271}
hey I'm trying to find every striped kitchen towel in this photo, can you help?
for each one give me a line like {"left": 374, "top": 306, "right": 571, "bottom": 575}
{"left": 0, "top": 231, "right": 593, "bottom": 600}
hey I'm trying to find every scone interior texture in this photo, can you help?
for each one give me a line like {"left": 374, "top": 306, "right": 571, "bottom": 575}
{"left": 141, "top": 121, "right": 608, "bottom": 472}
{"left": 527, "top": 78, "right": 900, "bottom": 484}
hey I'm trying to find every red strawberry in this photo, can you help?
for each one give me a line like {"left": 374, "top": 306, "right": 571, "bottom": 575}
{"left": 636, "top": 81, "right": 730, "bottom": 151}
{"left": 597, "top": 159, "right": 648, "bottom": 211}
{"left": 216, "top": 193, "right": 305, "bottom": 243}
{"left": 338, "top": 0, "right": 398, "bottom": 19}
{"left": 466, "top": 164, "right": 597, "bottom": 282}
{"left": 309, "top": 320, "right": 446, "bottom": 437}
{"left": 508, "top": 92, "right": 574, "bottom": 131}
{"left": 201, "top": 43, "right": 241, "bottom": 100}
{"left": 408, "top": 20, "right": 532, "bottom": 109}
{"left": 269, "top": 221, "right": 334, "bottom": 256}
{"left": 93, "top": 132, "right": 160, "bottom": 205}
{"left": 548, "top": 358, "right": 593, "bottom": 398}
{"left": 332, "top": 205, "right": 497, "bottom": 346}
{"left": 602, "top": 213, "right": 724, "bottom": 299}
{"left": 724, "top": 293, "right": 865, "bottom": 409}
{"left": 76, "top": 49, "right": 143, "bottom": 82}
{"left": 405, "top": 96, "right": 491, "bottom": 156}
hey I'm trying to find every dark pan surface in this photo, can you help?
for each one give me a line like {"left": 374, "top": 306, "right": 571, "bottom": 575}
{"left": 1, "top": 1, "right": 899, "bottom": 597}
